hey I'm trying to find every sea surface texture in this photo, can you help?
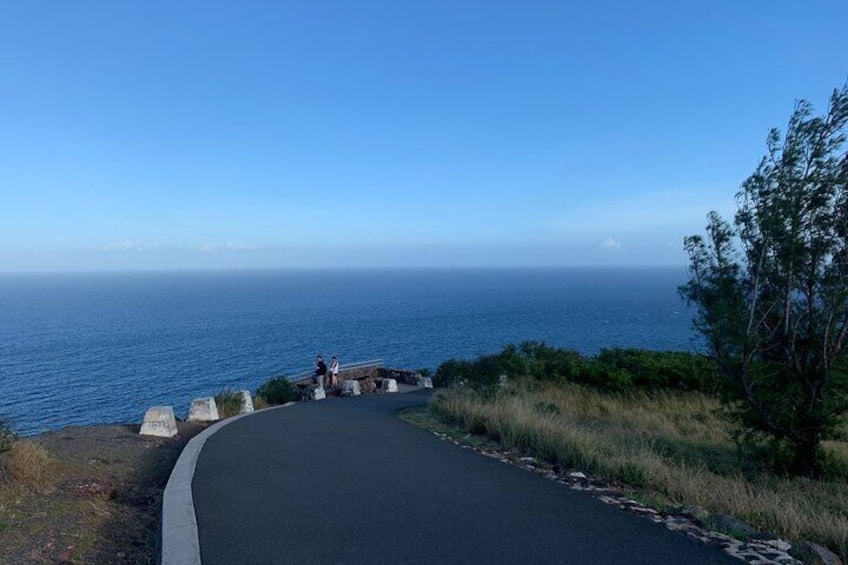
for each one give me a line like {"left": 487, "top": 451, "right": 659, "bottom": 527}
{"left": 1, "top": 267, "right": 698, "bottom": 435}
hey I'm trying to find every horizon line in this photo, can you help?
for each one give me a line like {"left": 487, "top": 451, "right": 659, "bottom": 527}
{"left": 0, "top": 264, "right": 690, "bottom": 275}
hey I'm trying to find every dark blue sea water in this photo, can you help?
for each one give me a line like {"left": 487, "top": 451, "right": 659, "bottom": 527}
{"left": 0, "top": 267, "right": 698, "bottom": 436}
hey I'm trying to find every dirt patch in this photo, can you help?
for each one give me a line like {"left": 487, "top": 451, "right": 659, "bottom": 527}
{"left": 0, "top": 421, "right": 208, "bottom": 564}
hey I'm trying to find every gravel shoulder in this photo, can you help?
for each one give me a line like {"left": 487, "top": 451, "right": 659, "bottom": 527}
{"left": 0, "top": 422, "right": 207, "bottom": 565}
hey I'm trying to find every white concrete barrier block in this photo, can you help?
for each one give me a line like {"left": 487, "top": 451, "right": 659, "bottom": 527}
{"left": 381, "top": 378, "right": 398, "bottom": 393}
{"left": 140, "top": 406, "right": 178, "bottom": 437}
{"left": 341, "top": 380, "right": 361, "bottom": 397}
{"left": 187, "top": 397, "right": 220, "bottom": 421}
{"left": 418, "top": 376, "right": 434, "bottom": 388}
{"left": 238, "top": 390, "right": 254, "bottom": 413}
{"left": 312, "top": 386, "right": 326, "bottom": 401}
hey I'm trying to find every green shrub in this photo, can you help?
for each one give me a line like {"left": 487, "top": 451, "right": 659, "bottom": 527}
{"left": 595, "top": 348, "right": 718, "bottom": 392}
{"left": 433, "top": 359, "right": 475, "bottom": 388}
{"left": 517, "top": 341, "right": 583, "bottom": 383}
{"left": 617, "top": 462, "right": 648, "bottom": 488}
{"left": 215, "top": 389, "right": 245, "bottom": 419}
{"left": 580, "top": 364, "right": 633, "bottom": 392}
{"left": 256, "top": 375, "right": 296, "bottom": 405}
{"left": 434, "top": 353, "right": 520, "bottom": 392}
{"left": 433, "top": 343, "right": 719, "bottom": 395}
{"left": 819, "top": 445, "right": 848, "bottom": 481}
{"left": 533, "top": 402, "right": 561, "bottom": 415}
{"left": 469, "top": 354, "right": 511, "bottom": 390}
{"left": 0, "top": 418, "right": 16, "bottom": 455}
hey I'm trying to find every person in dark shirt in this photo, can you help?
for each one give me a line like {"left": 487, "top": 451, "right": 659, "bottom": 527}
{"left": 314, "top": 355, "right": 328, "bottom": 388}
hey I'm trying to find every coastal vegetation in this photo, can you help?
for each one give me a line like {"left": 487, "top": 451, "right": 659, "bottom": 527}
{"left": 434, "top": 343, "right": 718, "bottom": 394}
{"left": 0, "top": 417, "right": 53, "bottom": 489}
{"left": 215, "top": 389, "right": 248, "bottom": 419}
{"left": 0, "top": 416, "right": 206, "bottom": 564}
{"left": 0, "top": 417, "right": 13, "bottom": 454}
{"left": 255, "top": 374, "right": 297, "bottom": 405}
{"left": 425, "top": 345, "right": 848, "bottom": 559}
{"left": 426, "top": 88, "right": 848, "bottom": 555}
{"left": 416, "top": 83, "right": 848, "bottom": 555}
{"left": 682, "top": 82, "right": 848, "bottom": 476}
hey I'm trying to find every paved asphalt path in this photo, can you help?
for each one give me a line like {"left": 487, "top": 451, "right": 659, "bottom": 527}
{"left": 192, "top": 391, "right": 739, "bottom": 564}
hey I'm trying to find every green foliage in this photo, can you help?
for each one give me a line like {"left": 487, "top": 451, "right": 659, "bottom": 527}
{"left": 681, "top": 82, "right": 848, "bottom": 476}
{"left": 416, "top": 367, "right": 432, "bottom": 378}
{"left": 818, "top": 447, "right": 848, "bottom": 482}
{"left": 515, "top": 342, "right": 583, "bottom": 384}
{"left": 533, "top": 402, "right": 561, "bottom": 416}
{"left": 433, "top": 359, "right": 474, "bottom": 388}
{"left": 434, "top": 356, "right": 511, "bottom": 391}
{"left": 256, "top": 375, "right": 296, "bottom": 405}
{"left": 214, "top": 389, "right": 245, "bottom": 419}
{"left": 595, "top": 348, "right": 719, "bottom": 392}
{"left": 616, "top": 462, "right": 648, "bottom": 488}
{"left": 433, "top": 342, "right": 717, "bottom": 395}
{"left": 0, "top": 418, "right": 15, "bottom": 455}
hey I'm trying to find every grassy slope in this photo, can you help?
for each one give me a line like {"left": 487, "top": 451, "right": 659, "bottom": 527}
{"left": 0, "top": 423, "right": 206, "bottom": 564}
{"left": 424, "top": 383, "right": 848, "bottom": 560}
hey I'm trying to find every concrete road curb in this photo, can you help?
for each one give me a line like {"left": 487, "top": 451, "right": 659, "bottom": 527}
{"left": 159, "top": 403, "right": 296, "bottom": 565}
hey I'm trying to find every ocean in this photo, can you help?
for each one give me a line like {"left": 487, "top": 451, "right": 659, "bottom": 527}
{"left": 0, "top": 267, "right": 699, "bottom": 436}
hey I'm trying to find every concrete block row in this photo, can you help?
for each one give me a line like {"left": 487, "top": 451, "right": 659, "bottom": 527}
{"left": 140, "top": 390, "right": 254, "bottom": 437}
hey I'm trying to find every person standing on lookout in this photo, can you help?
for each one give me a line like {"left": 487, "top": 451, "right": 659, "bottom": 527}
{"left": 314, "top": 355, "right": 327, "bottom": 388}
{"left": 329, "top": 356, "right": 339, "bottom": 387}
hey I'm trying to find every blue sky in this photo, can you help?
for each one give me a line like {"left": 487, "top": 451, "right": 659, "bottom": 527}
{"left": 1, "top": 1, "right": 846, "bottom": 271}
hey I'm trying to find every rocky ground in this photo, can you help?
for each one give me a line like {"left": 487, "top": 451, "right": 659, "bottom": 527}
{"left": 0, "top": 421, "right": 207, "bottom": 565}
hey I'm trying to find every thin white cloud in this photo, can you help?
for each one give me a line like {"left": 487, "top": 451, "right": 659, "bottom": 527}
{"left": 91, "top": 241, "right": 259, "bottom": 253}
{"left": 601, "top": 237, "right": 621, "bottom": 248}
{"left": 91, "top": 241, "right": 167, "bottom": 252}
{"left": 192, "top": 243, "right": 258, "bottom": 253}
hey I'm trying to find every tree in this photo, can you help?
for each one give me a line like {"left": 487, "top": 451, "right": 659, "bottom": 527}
{"left": 680, "top": 82, "right": 848, "bottom": 476}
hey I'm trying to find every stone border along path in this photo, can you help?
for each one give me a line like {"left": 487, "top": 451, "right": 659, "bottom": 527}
{"left": 429, "top": 431, "right": 804, "bottom": 565}
{"left": 159, "top": 402, "right": 296, "bottom": 565}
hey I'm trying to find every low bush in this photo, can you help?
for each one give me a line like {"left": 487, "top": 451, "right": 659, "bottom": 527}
{"left": 515, "top": 342, "right": 583, "bottom": 384}
{"left": 0, "top": 440, "right": 53, "bottom": 487}
{"left": 0, "top": 418, "right": 53, "bottom": 489}
{"left": 256, "top": 375, "right": 296, "bottom": 405}
{"left": 433, "top": 342, "right": 719, "bottom": 395}
{"left": 215, "top": 389, "right": 245, "bottom": 419}
{"left": 433, "top": 359, "right": 476, "bottom": 389}
{"left": 0, "top": 417, "right": 15, "bottom": 454}
{"left": 594, "top": 348, "right": 719, "bottom": 392}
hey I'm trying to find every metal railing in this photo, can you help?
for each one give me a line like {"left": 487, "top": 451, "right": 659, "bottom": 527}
{"left": 287, "top": 359, "right": 384, "bottom": 383}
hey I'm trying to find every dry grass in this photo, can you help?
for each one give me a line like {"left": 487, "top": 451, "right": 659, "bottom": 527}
{"left": 215, "top": 389, "right": 246, "bottom": 419}
{"left": 0, "top": 439, "right": 55, "bottom": 491}
{"left": 431, "top": 383, "right": 848, "bottom": 560}
{"left": 1, "top": 423, "right": 208, "bottom": 564}
{"left": 253, "top": 395, "right": 270, "bottom": 410}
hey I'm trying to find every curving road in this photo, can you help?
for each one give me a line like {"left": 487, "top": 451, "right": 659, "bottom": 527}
{"left": 192, "top": 391, "right": 738, "bottom": 564}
